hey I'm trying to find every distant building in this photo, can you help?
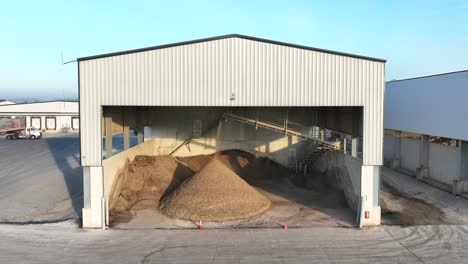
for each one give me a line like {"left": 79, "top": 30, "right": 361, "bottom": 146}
{"left": 0, "top": 100, "right": 16, "bottom": 105}
{"left": 0, "top": 100, "right": 79, "bottom": 132}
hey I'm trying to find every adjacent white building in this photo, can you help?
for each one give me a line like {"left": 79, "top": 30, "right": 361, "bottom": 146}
{"left": 0, "top": 101, "right": 79, "bottom": 132}
{"left": 384, "top": 70, "right": 468, "bottom": 195}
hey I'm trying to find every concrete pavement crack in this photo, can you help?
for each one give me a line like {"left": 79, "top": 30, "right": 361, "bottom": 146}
{"left": 140, "top": 245, "right": 195, "bottom": 264}
{"left": 383, "top": 227, "right": 425, "bottom": 264}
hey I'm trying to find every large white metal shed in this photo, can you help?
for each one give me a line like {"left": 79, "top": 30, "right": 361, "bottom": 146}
{"left": 78, "top": 34, "right": 386, "bottom": 228}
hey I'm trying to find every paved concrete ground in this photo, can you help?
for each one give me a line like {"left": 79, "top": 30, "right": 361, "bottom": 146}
{"left": 0, "top": 133, "right": 82, "bottom": 223}
{"left": 3, "top": 134, "right": 468, "bottom": 263}
{"left": 1, "top": 221, "right": 468, "bottom": 263}
{"left": 0, "top": 132, "right": 138, "bottom": 223}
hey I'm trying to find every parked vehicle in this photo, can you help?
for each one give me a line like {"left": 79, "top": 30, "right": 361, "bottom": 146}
{"left": 5, "top": 127, "right": 42, "bottom": 140}
{"left": 1, "top": 118, "right": 41, "bottom": 139}
{"left": 1, "top": 118, "right": 25, "bottom": 133}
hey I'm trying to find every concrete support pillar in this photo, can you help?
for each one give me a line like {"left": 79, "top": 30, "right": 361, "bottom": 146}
{"left": 215, "top": 119, "right": 224, "bottom": 151}
{"left": 40, "top": 116, "right": 46, "bottom": 130}
{"left": 453, "top": 140, "right": 468, "bottom": 195}
{"left": 105, "top": 115, "right": 113, "bottom": 159}
{"left": 460, "top": 141, "right": 468, "bottom": 180}
{"left": 351, "top": 109, "right": 360, "bottom": 158}
{"left": 26, "top": 116, "right": 31, "bottom": 128}
{"left": 419, "top": 135, "right": 429, "bottom": 167}
{"left": 391, "top": 131, "right": 402, "bottom": 169}
{"left": 82, "top": 166, "right": 104, "bottom": 228}
{"left": 137, "top": 109, "right": 144, "bottom": 144}
{"left": 416, "top": 135, "right": 430, "bottom": 180}
{"left": 351, "top": 138, "right": 358, "bottom": 158}
{"left": 123, "top": 110, "right": 130, "bottom": 150}
{"left": 361, "top": 165, "right": 381, "bottom": 226}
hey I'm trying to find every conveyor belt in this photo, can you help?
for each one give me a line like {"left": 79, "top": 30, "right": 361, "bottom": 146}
{"left": 223, "top": 112, "right": 341, "bottom": 151}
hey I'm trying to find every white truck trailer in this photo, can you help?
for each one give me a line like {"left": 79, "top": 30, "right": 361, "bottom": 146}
{"left": 0, "top": 118, "right": 42, "bottom": 139}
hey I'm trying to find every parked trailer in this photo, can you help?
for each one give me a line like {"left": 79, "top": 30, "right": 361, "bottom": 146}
{"left": 0, "top": 118, "right": 42, "bottom": 139}
{"left": 0, "top": 118, "right": 25, "bottom": 133}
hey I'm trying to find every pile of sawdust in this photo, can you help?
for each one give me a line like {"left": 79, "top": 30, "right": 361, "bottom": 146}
{"left": 111, "top": 155, "right": 194, "bottom": 213}
{"left": 160, "top": 158, "right": 271, "bottom": 221}
{"left": 109, "top": 150, "right": 288, "bottom": 223}
{"left": 177, "top": 149, "right": 291, "bottom": 182}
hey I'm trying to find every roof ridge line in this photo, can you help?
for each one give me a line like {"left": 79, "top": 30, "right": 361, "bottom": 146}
{"left": 77, "top": 34, "right": 386, "bottom": 63}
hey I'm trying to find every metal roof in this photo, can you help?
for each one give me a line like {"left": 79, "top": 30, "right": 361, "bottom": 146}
{"left": 0, "top": 100, "right": 77, "bottom": 107}
{"left": 387, "top": 69, "right": 468, "bottom": 83}
{"left": 0, "top": 101, "right": 78, "bottom": 115}
{"left": 78, "top": 34, "right": 386, "bottom": 63}
{"left": 385, "top": 70, "right": 468, "bottom": 140}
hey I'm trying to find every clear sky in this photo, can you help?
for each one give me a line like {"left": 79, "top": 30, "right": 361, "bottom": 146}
{"left": 1, "top": 0, "right": 467, "bottom": 100}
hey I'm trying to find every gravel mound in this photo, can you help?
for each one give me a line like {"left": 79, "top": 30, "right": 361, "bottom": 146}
{"left": 160, "top": 158, "right": 271, "bottom": 221}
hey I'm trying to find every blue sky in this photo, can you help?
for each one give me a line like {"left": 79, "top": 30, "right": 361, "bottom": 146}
{"left": 1, "top": 0, "right": 467, "bottom": 100}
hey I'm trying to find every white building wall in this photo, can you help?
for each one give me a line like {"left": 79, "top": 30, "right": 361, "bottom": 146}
{"left": 428, "top": 142, "right": 459, "bottom": 186}
{"left": 400, "top": 137, "right": 420, "bottom": 173}
{"left": 79, "top": 36, "right": 385, "bottom": 167}
{"left": 385, "top": 70, "right": 468, "bottom": 141}
{"left": 383, "top": 131, "right": 462, "bottom": 188}
{"left": 0, "top": 101, "right": 79, "bottom": 132}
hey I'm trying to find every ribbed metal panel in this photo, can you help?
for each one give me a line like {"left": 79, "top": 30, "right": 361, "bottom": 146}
{"left": 79, "top": 37, "right": 385, "bottom": 166}
{"left": 386, "top": 70, "right": 468, "bottom": 141}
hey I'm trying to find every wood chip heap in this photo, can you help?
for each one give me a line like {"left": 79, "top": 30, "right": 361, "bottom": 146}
{"left": 160, "top": 158, "right": 271, "bottom": 221}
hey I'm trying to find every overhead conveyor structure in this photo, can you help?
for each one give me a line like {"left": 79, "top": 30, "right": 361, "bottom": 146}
{"left": 223, "top": 112, "right": 341, "bottom": 151}
{"left": 223, "top": 112, "right": 344, "bottom": 174}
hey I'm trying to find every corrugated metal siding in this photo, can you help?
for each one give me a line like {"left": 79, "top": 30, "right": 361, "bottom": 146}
{"left": 80, "top": 37, "right": 385, "bottom": 166}
{"left": 385, "top": 71, "right": 468, "bottom": 141}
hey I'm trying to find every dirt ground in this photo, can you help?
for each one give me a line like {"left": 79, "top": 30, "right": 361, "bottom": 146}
{"left": 380, "top": 182, "right": 452, "bottom": 226}
{"left": 110, "top": 150, "right": 354, "bottom": 229}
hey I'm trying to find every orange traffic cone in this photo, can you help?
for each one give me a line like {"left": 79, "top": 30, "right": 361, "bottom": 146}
{"left": 199, "top": 221, "right": 203, "bottom": 229}
{"left": 283, "top": 223, "right": 288, "bottom": 230}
